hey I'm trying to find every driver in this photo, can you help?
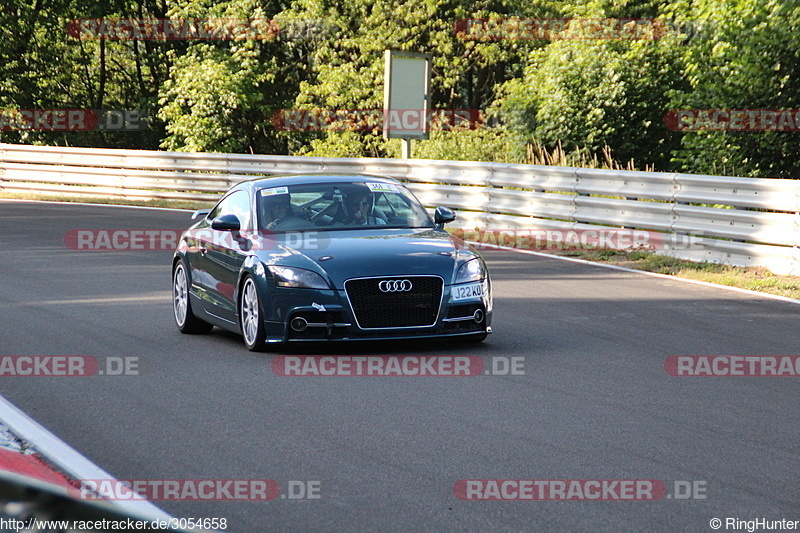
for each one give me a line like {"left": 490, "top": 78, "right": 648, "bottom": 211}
{"left": 260, "top": 193, "right": 307, "bottom": 230}
{"left": 342, "top": 187, "right": 386, "bottom": 226}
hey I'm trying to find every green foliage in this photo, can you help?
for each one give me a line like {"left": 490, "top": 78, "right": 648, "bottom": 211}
{"left": 159, "top": 43, "right": 269, "bottom": 152}
{"left": 667, "top": 0, "right": 800, "bottom": 177}
{"left": 157, "top": 0, "right": 304, "bottom": 153}
{"left": 281, "top": 0, "right": 554, "bottom": 157}
{"left": 299, "top": 130, "right": 377, "bottom": 158}
{"left": 1, "top": 0, "right": 799, "bottom": 178}
{"left": 0, "top": 0, "right": 170, "bottom": 148}
{"left": 383, "top": 128, "right": 524, "bottom": 163}
{"left": 498, "top": 13, "right": 686, "bottom": 170}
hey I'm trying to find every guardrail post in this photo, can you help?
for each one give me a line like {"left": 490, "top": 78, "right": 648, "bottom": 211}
{"left": 0, "top": 146, "right": 5, "bottom": 192}
{"left": 793, "top": 184, "right": 800, "bottom": 275}
{"left": 482, "top": 162, "right": 494, "bottom": 228}
{"left": 570, "top": 167, "right": 582, "bottom": 230}
{"left": 668, "top": 173, "right": 684, "bottom": 248}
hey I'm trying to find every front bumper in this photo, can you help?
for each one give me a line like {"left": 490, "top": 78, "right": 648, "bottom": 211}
{"left": 261, "top": 282, "right": 492, "bottom": 343}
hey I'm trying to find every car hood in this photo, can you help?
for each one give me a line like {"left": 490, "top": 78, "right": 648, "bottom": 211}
{"left": 257, "top": 228, "right": 477, "bottom": 289}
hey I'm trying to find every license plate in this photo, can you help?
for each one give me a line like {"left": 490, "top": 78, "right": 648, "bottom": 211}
{"left": 452, "top": 281, "right": 484, "bottom": 301}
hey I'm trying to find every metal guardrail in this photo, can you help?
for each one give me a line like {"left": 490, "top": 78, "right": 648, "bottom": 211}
{"left": 1, "top": 142, "right": 799, "bottom": 274}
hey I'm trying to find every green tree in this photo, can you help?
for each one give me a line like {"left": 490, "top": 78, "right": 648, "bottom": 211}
{"left": 280, "top": 0, "right": 555, "bottom": 158}
{"left": 0, "top": 0, "right": 173, "bottom": 148}
{"left": 157, "top": 0, "right": 306, "bottom": 153}
{"left": 667, "top": 0, "right": 800, "bottom": 177}
{"left": 497, "top": 0, "right": 686, "bottom": 170}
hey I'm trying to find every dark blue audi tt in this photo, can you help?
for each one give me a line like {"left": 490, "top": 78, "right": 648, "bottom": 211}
{"left": 172, "top": 174, "right": 492, "bottom": 350}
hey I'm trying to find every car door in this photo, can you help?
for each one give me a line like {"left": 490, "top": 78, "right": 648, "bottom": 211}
{"left": 196, "top": 189, "right": 252, "bottom": 324}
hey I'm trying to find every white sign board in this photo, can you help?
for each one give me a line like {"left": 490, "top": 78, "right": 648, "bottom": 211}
{"left": 383, "top": 50, "right": 431, "bottom": 140}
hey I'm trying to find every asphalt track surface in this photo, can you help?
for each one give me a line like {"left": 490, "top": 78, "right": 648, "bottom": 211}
{"left": 0, "top": 200, "right": 798, "bottom": 532}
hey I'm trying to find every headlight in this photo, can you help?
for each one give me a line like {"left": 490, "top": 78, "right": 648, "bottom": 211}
{"left": 267, "top": 265, "right": 329, "bottom": 289}
{"left": 455, "top": 258, "right": 486, "bottom": 284}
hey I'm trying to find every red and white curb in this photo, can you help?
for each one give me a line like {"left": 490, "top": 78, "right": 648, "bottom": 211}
{"left": 0, "top": 394, "right": 172, "bottom": 521}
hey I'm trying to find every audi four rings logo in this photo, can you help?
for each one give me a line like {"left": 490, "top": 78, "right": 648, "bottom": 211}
{"left": 378, "top": 279, "right": 413, "bottom": 292}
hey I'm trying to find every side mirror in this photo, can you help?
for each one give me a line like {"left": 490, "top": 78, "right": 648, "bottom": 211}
{"left": 211, "top": 214, "right": 241, "bottom": 231}
{"left": 191, "top": 209, "right": 211, "bottom": 220}
{"left": 434, "top": 206, "right": 456, "bottom": 227}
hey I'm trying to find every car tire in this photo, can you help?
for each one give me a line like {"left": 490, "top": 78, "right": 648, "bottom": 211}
{"left": 239, "top": 275, "right": 268, "bottom": 352}
{"left": 173, "top": 260, "right": 214, "bottom": 334}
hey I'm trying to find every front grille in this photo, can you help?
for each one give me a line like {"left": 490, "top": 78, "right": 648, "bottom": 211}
{"left": 345, "top": 276, "right": 443, "bottom": 329}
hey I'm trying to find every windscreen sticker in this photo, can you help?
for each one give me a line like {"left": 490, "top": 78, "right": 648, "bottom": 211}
{"left": 261, "top": 186, "right": 289, "bottom": 196}
{"left": 366, "top": 182, "right": 396, "bottom": 192}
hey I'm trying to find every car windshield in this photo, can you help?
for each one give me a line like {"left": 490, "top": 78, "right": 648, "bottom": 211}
{"left": 256, "top": 181, "right": 434, "bottom": 232}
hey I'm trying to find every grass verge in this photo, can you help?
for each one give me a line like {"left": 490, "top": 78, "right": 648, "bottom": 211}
{"left": 545, "top": 247, "right": 800, "bottom": 300}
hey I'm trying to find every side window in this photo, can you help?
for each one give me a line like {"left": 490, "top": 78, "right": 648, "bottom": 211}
{"left": 208, "top": 190, "right": 251, "bottom": 229}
